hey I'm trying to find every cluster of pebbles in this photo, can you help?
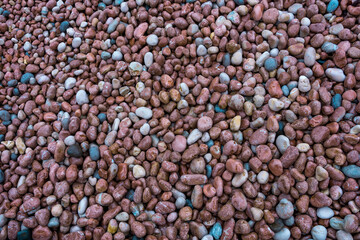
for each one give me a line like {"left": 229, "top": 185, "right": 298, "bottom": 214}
{"left": 0, "top": 0, "right": 360, "bottom": 239}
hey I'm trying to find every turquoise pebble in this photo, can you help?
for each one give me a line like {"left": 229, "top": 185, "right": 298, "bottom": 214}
{"left": 186, "top": 199, "right": 193, "bottom": 208}
{"left": 0, "top": 169, "right": 4, "bottom": 183}
{"left": 234, "top": 0, "right": 244, "bottom": 5}
{"left": 342, "top": 165, "right": 360, "bottom": 178}
{"left": 321, "top": 42, "right": 338, "bottom": 53}
{"left": 21, "top": 73, "right": 34, "bottom": 84}
{"left": 278, "top": 121, "right": 285, "bottom": 132}
{"left": 327, "top": 0, "right": 339, "bottom": 12}
{"left": 0, "top": 135, "right": 4, "bottom": 141}
{"left": 331, "top": 94, "right": 342, "bottom": 109}
{"left": 282, "top": 85, "right": 289, "bottom": 96}
{"left": 11, "top": 153, "right": 17, "bottom": 160}
{"left": 59, "top": 21, "right": 69, "bottom": 32}
{"left": 126, "top": 190, "right": 135, "bottom": 201}
{"left": 17, "top": 230, "right": 31, "bottom": 240}
{"left": 2, "top": 10, "right": 10, "bottom": 18}
{"left": 98, "top": 113, "right": 106, "bottom": 123}
{"left": 48, "top": 217, "right": 59, "bottom": 227}
{"left": 98, "top": 3, "right": 106, "bottom": 10}
{"left": 206, "top": 139, "right": 214, "bottom": 148}
{"left": 215, "top": 105, "right": 226, "bottom": 113}
{"left": 264, "top": 58, "right": 278, "bottom": 71}
{"left": 13, "top": 88, "right": 20, "bottom": 96}
{"left": 94, "top": 170, "right": 101, "bottom": 179}
{"left": 210, "top": 222, "right": 222, "bottom": 240}
{"left": 330, "top": 217, "right": 344, "bottom": 230}
{"left": 114, "top": 0, "right": 124, "bottom": 5}
{"left": 89, "top": 144, "right": 100, "bottom": 161}
{"left": 206, "top": 165, "right": 212, "bottom": 179}
{"left": 244, "top": 163, "right": 250, "bottom": 171}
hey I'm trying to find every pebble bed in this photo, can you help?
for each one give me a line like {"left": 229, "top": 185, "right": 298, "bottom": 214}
{"left": 0, "top": 0, "right": 360, "bottom": 239}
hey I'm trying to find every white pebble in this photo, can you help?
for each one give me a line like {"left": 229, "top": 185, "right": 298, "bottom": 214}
{"left": 133, "top": 165, "right": 146, "bottom": 178}
{"left": 317, "top": 207, "right": 334, "bottom": 219}
{"left": 76, "top": 90, "right": 89, "bottom": 105}
{"left": 257, "top": 171, "right": 269, "bottom": 184}
{"left": 135, "top": 107, "right": 153, "bottom": 119}
{"left": 64, "top": 77, "right": 76, "bottom": 90}
{"left": 187, "top": 129, "right": 202, "bottom": 145}
{"left": 72, "top": 37, "right": 82, "bottom": 48}
{"left": 140, "top": 123, "right": 150, "bottom": 135}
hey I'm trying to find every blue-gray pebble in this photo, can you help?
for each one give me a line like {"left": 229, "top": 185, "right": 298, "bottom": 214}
{"left": 264, "top": 58, "right": 278, "bottom": 71}
{"left": 342, "top": 165, "right": 360, "bottom": 178}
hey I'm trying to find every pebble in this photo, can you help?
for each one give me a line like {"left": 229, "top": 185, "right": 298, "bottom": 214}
{"left": 187, "top": 129, "right": 202, "bottom": 145}
{"left": 327, "top": 0, "right": 339, "bottom": 12}
{"left": 146, "top": 34, "right": 159, "bottom": 46}
{"left": 197, "top": 45, "right": 207, "bottom": 56}
{"left": 276, "top": 199, "right": 294, "bottom": 219}
{"left": 325, "top": 68, "right": 346, "bottom": 82}
{"left": 209, "top": 222, "right": 222, "bottom": 240}
{"left": 317, "top": 207, "right": 334, "bottom": 219}
{"left": 112, "top": 51, "right": 123, "bottom": 61}
{"left": 135, "top": 107, "right": 153, "bottom": 119}
{"left": 231, "top": 49, "right": 243, "bottom": 65}
{"left": 133, "top": 165, "right": 146, "bottom": 178}
{"left": 75, "top": 90, "right": 89, "bottom": 105}
{"left": 274, "top": 228, "right": 291, "bottom": 240}
{"left": 64, "top": 77, "right": 76, "bottom": 89}
{"left": 72, "top": 37, "right": 82, "bottom": 48}
{"left": 89, "top": 144, "right": 100, "bottom": 161}
{"left": 311, "top": 225, "right": 327, "bottom": 240}
{"left": 264, "top": 58, "right": 278, "bottom": 71}
{"left": 304, "top": 47, "right": 316, "bottom": 66}
{"left": 129, "top": 62, "right": 143, "bottom": 76}
{"left": 298, "top": 76, "right": 311, "bottom": 92}
{"left": 341, "top": 165, "right": 360, "bottom": 178}
{"left": 322, "top": 42, "right": 338, "bottom": 53}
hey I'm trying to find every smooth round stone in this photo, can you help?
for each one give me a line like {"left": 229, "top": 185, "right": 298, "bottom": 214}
{"left": 264, "top": 58, "right": 278, "bottom": 71}
{"left": 276, "top": 199, "right": 294, "bottom": 219}
{"left": 37, "top": 75, "right": 50, "bottom": 84}
{"left": 116, "top": 212, "right": 129, "bottom": 222}
{"left": 135, "top": 107, "right": 153, "bottom": 119}
{"left": 23, "top": 41, "right": 32, "bottom": 51}
{"left": 288, "top": 3, "right": 303, "bottom": 14}
{"left": 144, "top": 52, "right": 153, "bottom": 67}
{"left": 72, "top": 37, "right": 82, "bottom": 48}
{"left": 64, "top": 136, "right": 76, "bottom": 146}
{"left": 64, "top": 77, "right": 76, "bottom": 89}
{"left": 257, "top": 171, "right": 269, "bottom": 184}
{"left": 342, "top": 165, "right": 360, "bottom": 178}
{"left": 231, "top": 50, "right": 243, "bottom": 65}
{"left": 133, "top": 165, "right": 146, "bottom": 178}
{"left": 197, "top": 116, "right": 213, "bottom": 132}
{"left": 304, "top": 47, "right": 316, "bottom": 66}
{"left": 274, "top": 228, "right": 291, "bottom": 240}
{"left": 317, "top": 207, "right": 334, "bottom": 219}
{"left": 146, "top": 34, "right": 158, "bottom": 46}
{"left": 325, "top": 68, "right": 345, "bottom": 82}
{"left": 172, "top": 135, "right": 187, "bottom": 152}
{"left": 98, "top": 113, "right": 106, "bottom": 123}
{"left": 57, "top": 42, "right": 66, "bottom": 52}
{"left": 175, "top": 197, "right": 186, "bottom": 209}
{"left": 112, "top": 51, "right": 123, "bottom": 61}
{"left": 270, "top": 48, "right": 279, "bottom": 57}
{"left": 76, "top": 90, "right": 89, "bottom": 105}
{"left": 60, "top": 21, "right": 70, "bottom": 32}
{"left": 327, "top": 0, "right": 339, "bottom": 12}
{"left": 298, "top": 76, "right": 311, "bottom": 92}
{"left": 140, "top": 123, "right": 150, "bottom": 135}
{"left": 329, "top": 24, "right": 344, "bottom": 35}
{"left": 219, "top": 73, "right": 230, "bottom": 84}
{"left": 187, "top": 129, "right": 203, "bottom": 145}
{"left": 311, "top": 225, "right": 327, "bottom": 240}
{"left": 301, "top": 17, "right": 311, "bottom": 26}
{"left": 197, "top": 45, "right": 207, "bottom": 56}
{"left": 21, "top": 73, "right": 34, "bottom": 84}
{"left": 120, "top": 2, "right": 129, "bottom": 12}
